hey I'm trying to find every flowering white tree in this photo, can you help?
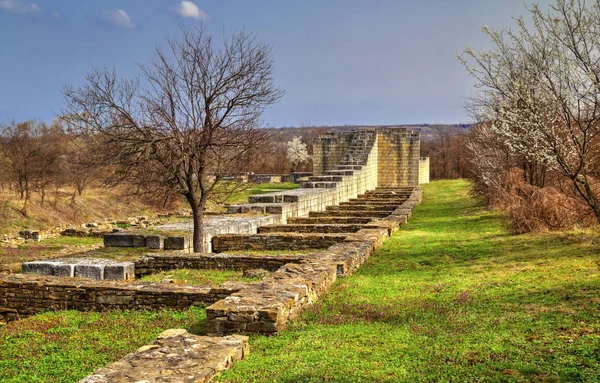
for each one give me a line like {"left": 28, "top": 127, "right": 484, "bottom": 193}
{"left": 286, "top": 136, "right": 311, "bottom": 172}
{"left": 459, "top": 0, "right": 600, "bottom": 222}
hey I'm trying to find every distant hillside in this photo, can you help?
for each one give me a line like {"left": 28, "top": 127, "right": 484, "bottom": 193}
{"left": 270, "top": 124, "right": 473, "bottom": 141}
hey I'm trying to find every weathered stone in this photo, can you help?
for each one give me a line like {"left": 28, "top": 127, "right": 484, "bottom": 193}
{"left": 80, "top": 331, "right": 249, "bottom": 383}
{"left": 103, "top": 263, "right": 135, "bottom": 280}
{"left": 242, "top": 269, "right": 270, "bottom": 278}
{"left": 0, "top": 274, "right": 244, "bottom": 324}
{"left": 21, "top": 261, "right": 58, "bottom": 276}
{"left": 145, "top": 235, "right": 164, "bottom": 249}
{"left": 132, "top": 234, "right": 146, "bottom": 248}
{"left": 103, "top": 233, "right": 134, "bottom": 247}
{"left": 74, "top": 264, "right": 104, "bottom": 280}
{"left": 164, "top": 236, "right": 188, "bottom": 250}
{"left": 54, "top": 264, "right": 74, "bottom": 277}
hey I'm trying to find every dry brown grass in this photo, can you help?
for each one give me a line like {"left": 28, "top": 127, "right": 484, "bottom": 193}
{"left": 0, "top": 186, "right": 181, "bottom": 237}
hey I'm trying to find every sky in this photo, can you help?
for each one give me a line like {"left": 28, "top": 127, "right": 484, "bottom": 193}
{"left": 0, "top": 0, "right": 551, "bottom": 127}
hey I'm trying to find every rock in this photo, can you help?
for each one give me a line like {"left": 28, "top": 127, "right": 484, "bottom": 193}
{"left": 74, "top": 264, "right": 104, "bottom": 280}
{"left": 80, "top": 332, "right": 249, "bottom": 383}
{"left": 242, "top": 269, "right": 270, "bottom": 279}
{"left": 21, "top": 261, "right": 59, "bottom": 276}
{"left": 146, "top": 235, "right": 164, "bottom": 249}
{"left": 164, "top": 236, "right": 189, "bottom": 250}
{"left": 104, "top": 263, "right": 135, "bottom": 280}
{"left": 157, "top": 328, "right": 188, "bottom": 339}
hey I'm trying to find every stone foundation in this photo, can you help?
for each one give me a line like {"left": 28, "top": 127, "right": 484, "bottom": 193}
{"left": 135, "top": 252, "right": 307, "bottom": 276}
{"left": 206, "top": 187, "right": 422, "bottom": 335}
{"left": 212, "top": 233, "right": 350, "bottom": 252}
{"left": 0, "top": 274, "right": 243, "bottom": 324}
{"left": 22, "top": 258, "right": 135, "bottom": 281}
{"left": 81, "top": 329, "right": 249, "bottom": 383}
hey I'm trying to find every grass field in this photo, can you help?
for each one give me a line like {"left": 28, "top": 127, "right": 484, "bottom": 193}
{"left": 139, "top": 268, "right": 261, "bottom": 286}
{"left": 0, "top": 307, "right": 206, "bottom": 383}
{"left": 217, "top": 179, "right": 600, "bottom": 383}
{"left": 1, "top": 179, "right": 598, "bottom": 382}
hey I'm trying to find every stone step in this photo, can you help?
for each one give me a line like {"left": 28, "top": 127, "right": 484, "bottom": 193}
{"left": 287, "top": 217, "right": 374, "bottom": 225}
{"left": 258, "top": 224, "right": 365, "bottom": 234}
{"left": 300, "top": 181, "right": 338, "bottom": 189}
{"left": 81, "top": 330, "right": 249, "bottom": 383}
{"left": 307, "top": 176, "right": 344, "bottom": 182}
{"left": 346, "top": 199, "right": 407, "bottom": 205}
{"left": 357, "top": 193, "right": 412, "bottom": 199}
{"left": 327, "top": 205, "right": 397, "bottom": 212}
{"left": 375, "top": 187, "right": 416, "bottom": 191}
{"left": 334, "top": 165, "right": 362, "bottom": 170}
{"left": 369, "top": 189, "right": 414, "bottom": 194}
{"left": 324, "top": 170, "right": 354, "bottom": 176}
{"left": 212, "top": 233, "right": 349, "bottom": 252}
{"left": 340, "top": 161, "right": 366, "bottom": 165}
{"left": 309, "top": 210, "right": 391, "bottom": 218}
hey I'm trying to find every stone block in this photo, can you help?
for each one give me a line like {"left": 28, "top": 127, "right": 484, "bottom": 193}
{"left": 132, "top": 235, "right": 146, "bottom": 248}
{"left": 103, "top": 233, "right": 134, "bottom": 247}
{"left": 164, "top": 236, "right": 189, "bottom": 250}
{"left": 74, "top": 264, "right": 104, "bottom": 280}
{"left": 146, "top": 235, "right": 164, "bottom": 249}
{"left": 104, "top": 263, "right": 135, "bottom": 280}
{"left": 21, "top": 261, "right": 57, "bottom": 276}
{"left": 54, "top": 264, "right": 74, "bottom": 277}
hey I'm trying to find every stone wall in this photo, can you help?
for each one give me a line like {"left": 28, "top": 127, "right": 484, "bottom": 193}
{"left": 135, "top": 252, "right": 307, "bottom": 276}
{"left": 0, "top": 274, "right": 243, "bottom": 324}
{"left": 212, "top": 233, "right": 349, "bottom": 252}
{"left": 206, "top": 187, "right": 422, "bottom": 335}
{"left": 312, "top": 132, "right": 354, "bottom": 176}
{"left": 419, "top": 157, "right": 430, "bottom": 184}
{"left": 377, "top": 128, "right": 420, "bottom": 187}
{"left": 228, "top": 132, "right": 379, "bottom": 224}
{"left": 81, "top": 330, "right": 249, "bottom": 383}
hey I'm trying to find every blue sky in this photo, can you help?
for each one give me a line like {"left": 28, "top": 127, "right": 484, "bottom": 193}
{"left": 0, "top": 0, "right": 550, "bottom": 127}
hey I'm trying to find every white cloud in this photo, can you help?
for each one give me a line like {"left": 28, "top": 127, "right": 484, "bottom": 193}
{"left": 101, "top": 9, "right": 136, "bottom": 29}
{"left": 0, "top": 0, "right": 41, "bottom": 13}
{"left": 50, "top": 11, "right": 61, "bottom": 19}
{"left": 175, "top": 1, "right": 209, "bottom": 21}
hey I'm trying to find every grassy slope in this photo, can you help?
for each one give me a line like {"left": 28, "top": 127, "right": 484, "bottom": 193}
{"left": 0, "top": 308, "right": 206, "bottom": 382}
{"left": 218, "top": 179, "right": 600, "bottom": 383}
{"left": 139, "top": 268, "right": 261, "bottom": 286}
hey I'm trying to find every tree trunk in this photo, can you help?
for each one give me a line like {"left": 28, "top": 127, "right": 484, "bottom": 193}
{"left": 191, "top": 204, "right": 204, "bottom": 253}
{"left": 186, "top": 192, "right": 206, "bottom": 253}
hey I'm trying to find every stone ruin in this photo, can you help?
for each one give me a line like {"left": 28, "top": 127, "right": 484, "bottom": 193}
{"left": 1, "top": 127, "right": 428, "bottom": 382}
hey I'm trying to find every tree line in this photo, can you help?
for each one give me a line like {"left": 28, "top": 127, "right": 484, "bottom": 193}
{"left": 458, "top": 0, "right": 600, "bottom": 233}
{"left": 0, "top": 120, "right": 101, "bottom": 215}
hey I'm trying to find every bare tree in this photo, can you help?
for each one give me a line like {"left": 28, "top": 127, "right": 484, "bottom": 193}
{"left": 63, "top": 26, "right": 283, "bottom": 251}
{"left": 459, "top": 0, "right": 600, "bottom": 223}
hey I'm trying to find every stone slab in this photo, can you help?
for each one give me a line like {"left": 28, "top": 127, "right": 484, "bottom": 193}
{"left": 80, "top": 330, "right": 249, "bottom": 383}
{"left": 103, "top": 233, "right": 135, "bottom": 247}
{"left": 145, "top": 235, "right": 164, "bottom": 249}
{"left": 164, "top": 236, "right": 189, "bottom": 250}
{"left": 74, "top": 264, "right": 104, "bottom": 280}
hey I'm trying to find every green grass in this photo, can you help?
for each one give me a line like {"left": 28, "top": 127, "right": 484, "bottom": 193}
{"left": 139, "top": 268, "right": 262, "bottom": 286}
{"left": 217, "top": 179, "right": 600, "bottom": 383}
{"left": 40, "top": 236, "right": 103, "bottom": 247}
{"left": 0, "top": 307, "right": 206, "bottom": 383}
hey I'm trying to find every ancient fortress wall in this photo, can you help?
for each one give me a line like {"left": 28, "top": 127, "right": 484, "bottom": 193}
{"left": 312, "top": 132, "right": 354, "bottom": 176}
{"left": 419, "top": 157, "right": 430, "bottom": 184}
{"left": 229, "top": 128, "right": 424, "bottom": 227}
{"left": 376, "top": 128, "right": 421, "bottom": 187}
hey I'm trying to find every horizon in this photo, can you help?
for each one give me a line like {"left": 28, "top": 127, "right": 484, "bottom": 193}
{"left": 0, "top": 0, "right": 550, "bottom": 127}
